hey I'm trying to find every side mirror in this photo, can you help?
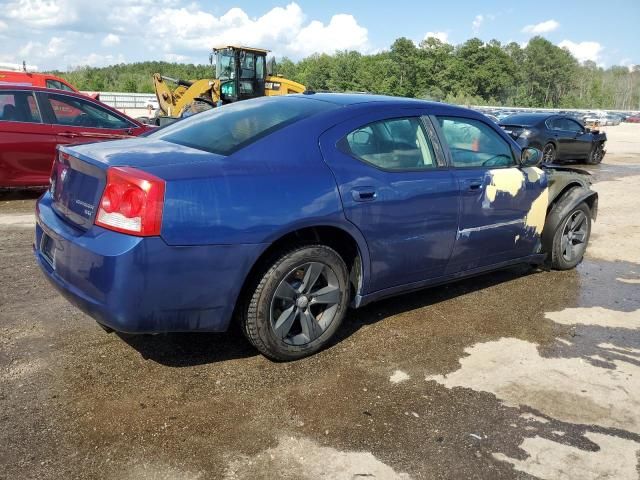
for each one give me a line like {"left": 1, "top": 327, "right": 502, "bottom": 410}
{"left": 521, "top": 147, "right": 542, "bottom": 166}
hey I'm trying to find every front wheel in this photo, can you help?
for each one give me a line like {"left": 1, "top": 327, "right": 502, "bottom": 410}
{"left": 241, "top": 245, "right": 349, "bottom": 361}
{"left": 586, "top": 143, "right": 605, "bottom": 165}
{"left": 550, "top": 203, "right": 592, "bottom": 270}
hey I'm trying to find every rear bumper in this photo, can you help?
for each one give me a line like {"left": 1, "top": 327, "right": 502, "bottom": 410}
{"left": 34, "top": 192, "right": 266, "bottom": 333}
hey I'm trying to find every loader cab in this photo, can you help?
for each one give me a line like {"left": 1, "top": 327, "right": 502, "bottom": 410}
{"left": 212, "top": 46, "right": 268, "bottom": 104}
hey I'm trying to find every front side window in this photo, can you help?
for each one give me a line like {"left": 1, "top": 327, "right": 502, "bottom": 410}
{"left": 46, "top": 93, "right": 131, "bottom": 129}
{"left": 339, "top": 117, "right": 436, "bottom": 171}
{"left": 216, "top": 49, "right": 236, "bottom": 81}
{"left": 0, "top": 91, "right": 42, "bottom": 123}
{"left": 437, "top": 116, "right": 515, "bottom": 168}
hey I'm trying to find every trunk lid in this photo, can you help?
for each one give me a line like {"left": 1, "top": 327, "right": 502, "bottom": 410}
{"left": 51, "top": 138, "right": 223, "bottom": 231}
{"left": 499, "top": 124, "right": 527, "bottom": 139}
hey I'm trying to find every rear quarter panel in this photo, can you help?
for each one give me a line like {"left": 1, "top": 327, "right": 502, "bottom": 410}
{"left": 144, "top": 119, "right": 348, "bottom": 246}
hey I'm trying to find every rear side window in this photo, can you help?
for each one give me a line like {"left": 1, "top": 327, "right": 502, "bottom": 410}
{"left": 46, "top": 79, "right": 74, "bottom": 92}
{"left": 45, "top": 93, "right": 131, "bottom": 129}
{"left": 339, "top": 117, "right": 437, "bottom": 171}
{"left": 152, "top": 96, "right": 337, "bottom": 156}
{"left": 0, "top": 91, "right": 42, "bottom": 123}
{"left": 437, "top": 116, "right": 515, "bottom": 168}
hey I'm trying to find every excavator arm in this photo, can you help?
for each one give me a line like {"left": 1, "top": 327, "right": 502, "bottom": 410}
{"left": 153, "top": 73, "right": 220, "bottom": 117}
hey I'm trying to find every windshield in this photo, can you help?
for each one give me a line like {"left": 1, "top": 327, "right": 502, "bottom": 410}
{"left": 149, "top": 96, "right": 338, "bottom": 156}
{"left": 215, "top": 49, "right": 235, "bottom": 81}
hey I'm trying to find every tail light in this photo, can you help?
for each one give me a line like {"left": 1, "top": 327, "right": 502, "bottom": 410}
{"left": 95, "top": 167, "right": 165, "bottom": 236}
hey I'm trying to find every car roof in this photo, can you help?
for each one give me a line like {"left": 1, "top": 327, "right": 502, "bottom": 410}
{"left": 286, "top": 92, "right": 473, "bottom": 116}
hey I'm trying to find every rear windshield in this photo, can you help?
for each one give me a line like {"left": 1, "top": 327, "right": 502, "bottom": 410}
{"left": 500, "top": 114, "right": 547, "bottom": 126}
{"left": 150, "top": 96, "right": 337, "bottom": 155}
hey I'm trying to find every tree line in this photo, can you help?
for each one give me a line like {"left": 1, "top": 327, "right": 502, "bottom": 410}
{"left": 52, "top": 36, "right": 640, "bottom": 110}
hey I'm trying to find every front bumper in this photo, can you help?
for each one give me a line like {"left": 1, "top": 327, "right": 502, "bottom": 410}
{"left": 34, "top": 192, "right": 266, "bottom": 333}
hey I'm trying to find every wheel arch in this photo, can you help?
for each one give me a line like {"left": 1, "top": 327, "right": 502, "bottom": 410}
{"left": 233, "top": 223, "right": 371, "bottom": 324}
{"left": 541, "top": 186, "right": 598, "bottom": 254}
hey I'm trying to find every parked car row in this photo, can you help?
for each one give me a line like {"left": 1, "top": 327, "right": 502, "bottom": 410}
{"left": 477, "top": 107, "right": 640, "bottom": 127}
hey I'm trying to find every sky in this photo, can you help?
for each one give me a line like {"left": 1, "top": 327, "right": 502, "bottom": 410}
{"left": 0, "top": 0, "right": 638, "bottom": 71}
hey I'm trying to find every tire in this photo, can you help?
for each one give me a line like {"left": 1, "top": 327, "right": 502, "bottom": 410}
{"left": 241, "top": 245, "right": 349, "bottom": 361}
{"left": 586, "top": 142, "right": 605, "bottom": 165}
{"left": 550, "top": 203, "right": 591, "bottom": 270}
{"left": 542, "top": 143, "right": 556, "bottom": 163}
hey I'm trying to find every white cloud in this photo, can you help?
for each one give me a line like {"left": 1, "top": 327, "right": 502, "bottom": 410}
{"left": 5, "top": 0, "right": 72, "bottom": 28}
{"left": 472, "top": 14, "right": 484, "bottom": 33}
{"left": 522, "top": 19, "right": 560, "bottom": 34}
{"left": 147, "top": 3, "right": 368, "bottom": 58}
{"left": 101, "top": 33, "right": 120, "bottom": 47}
{"left": 424, "top": 31, "right": 449, "bottom": 43}
{"left": 472, "top": 13, "right": 496, "bottom": 34}
{"left": 164, "top": 53, "right": 190, "bottom": 63}
{"left": 19, "top": 36, "right": 68, "bottom": 59}
{"left": 559, "top": 40, "right": 604, "bottom": 63}
{"left": 0, "top": 1, "right": 370, "bottom": 69}
{"left": 289, "top": 14, "right": 368, "bottom": 56}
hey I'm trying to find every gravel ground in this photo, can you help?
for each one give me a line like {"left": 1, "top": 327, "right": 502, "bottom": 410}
{"left": 1, "top": 124, "right": 639, "bottom": 480}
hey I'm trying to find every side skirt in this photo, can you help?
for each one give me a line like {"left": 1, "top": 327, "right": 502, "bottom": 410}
{"left": 353, "top": 253, "right": 546, "bottom": 308}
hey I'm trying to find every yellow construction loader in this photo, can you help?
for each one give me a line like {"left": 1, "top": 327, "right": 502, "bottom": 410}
{"left": 153, "top": 46, "right": 305, "bottom": 119}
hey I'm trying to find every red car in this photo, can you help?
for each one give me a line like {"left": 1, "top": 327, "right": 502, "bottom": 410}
{"left": 625, "top": 115, "right": 640, "bottom": 123}
{"left": 0, "top": 85, "right": 153, "bottom": 187}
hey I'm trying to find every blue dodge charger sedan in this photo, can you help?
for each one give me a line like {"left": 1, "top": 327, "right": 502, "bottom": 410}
{"left": 34, "top": 93, "right": 597, "bottom": 360}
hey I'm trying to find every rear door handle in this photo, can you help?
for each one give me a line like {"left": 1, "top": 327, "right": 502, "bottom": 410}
{"left": 57, "top": 132, "right": 78, "bottom": 138}
{"left": 351, "top": 187, "right": 377, "bottom": 202}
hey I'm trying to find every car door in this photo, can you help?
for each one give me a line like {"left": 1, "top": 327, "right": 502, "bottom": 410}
{"left": 319, "top": 111, "right": 459, "bottom": 293}
{"left": 561, "top": 118, "right": 592, "bottom": 159}
{"left": 433, "top": 115, "right": 548, "bottom": 273}
{"left": 37, "top": 91, "right": 136, "bottom": 146}
{"left": 0, "top": 90, "right": 56, "bottom": 187}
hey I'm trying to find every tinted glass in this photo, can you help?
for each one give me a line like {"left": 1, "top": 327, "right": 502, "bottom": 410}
{"left": 560, "top": 118, "right": 583, "bottom": 132}
{"left": 340, "top": 117, "right": 436, "bottom": 170}
{"left": 46, "top": 80, "right": 62, "bottom": 90}
{"left": 46, "top": 93, "right": 131, "bottom": 129}
{"left": 437, "top": 116, "right": 514, "bottom": 168}
{"left": 152, "top": 97, "right": 337, "bottom": 156}
{"left": 0, "top": 91, "right": 42, "bottom": 123}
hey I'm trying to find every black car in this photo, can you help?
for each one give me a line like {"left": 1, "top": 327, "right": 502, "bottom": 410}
{"left": 499, "top": 113, "right": 606, "bottom": 164}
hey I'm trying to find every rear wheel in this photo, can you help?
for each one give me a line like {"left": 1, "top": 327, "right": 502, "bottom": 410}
{"left": 542, "top": 143, "right": 556, "bottom": 163}
{"left": 241, "top": 245, "right": 349, "bottom": 361}
{"left": 586, "top": 142, "right": 605, "bottom": 165}
{"left": 550, "top": 203, "right": 591, "bottom": 270}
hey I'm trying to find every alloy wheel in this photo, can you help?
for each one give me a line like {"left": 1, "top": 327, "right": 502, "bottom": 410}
{"left": 561, "top": 210, "right": 588, "bottom": 262}
{"left": 270, "top": 262, "right": 341, "bottom": 346}
{"left": 543, "top": 144, "right": 555, "bottom": 163}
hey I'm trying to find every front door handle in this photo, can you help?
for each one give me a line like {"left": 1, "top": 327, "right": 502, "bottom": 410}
{"left": 57, "top": 132, "right": 78, "bottom": 138}
{"left": 351, "top": 187, "right": 377, "bottom": 202}
{"left": 464, "top": 178, "right": 484, "bottom": 191}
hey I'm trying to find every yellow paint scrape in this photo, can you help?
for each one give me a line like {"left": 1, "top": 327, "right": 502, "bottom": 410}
{"left": 525, "top": 187, "right": 549, "bottom": 234}
{"left": 485, "top": 169, "right": 525, "bottom": 202}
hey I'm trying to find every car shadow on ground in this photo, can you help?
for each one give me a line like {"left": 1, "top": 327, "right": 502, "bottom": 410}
{"left": 118, "top": 265, "right": 539, "bottom": 367}
{"left": 116, "top": 325, "right": 258, "bottom": 367}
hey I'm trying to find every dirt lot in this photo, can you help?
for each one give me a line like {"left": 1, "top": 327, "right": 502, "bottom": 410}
{"left": 1, "top": 124, "right": 639, "bottom": 480}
